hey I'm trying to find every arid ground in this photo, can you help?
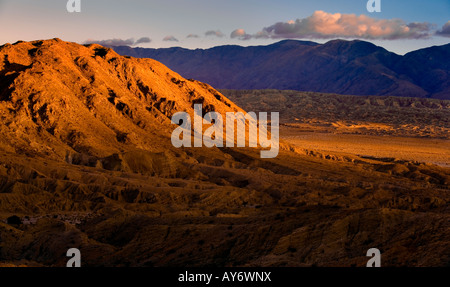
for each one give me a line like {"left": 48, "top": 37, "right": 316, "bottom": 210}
{"left": 224, "top": 89, "right": 450, "bottom": 167}
{"left": 0, "top": 41, "right": 449, "bottom": 267}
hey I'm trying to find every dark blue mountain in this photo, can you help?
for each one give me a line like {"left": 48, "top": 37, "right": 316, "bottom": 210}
{"left": 110, "top": 40, "right": 450, "bottom": 99}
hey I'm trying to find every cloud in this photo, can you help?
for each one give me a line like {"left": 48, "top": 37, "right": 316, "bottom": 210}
{"left": 135, "top": 37, "right": 152, "bottom": 45}
{"left": 205, "top": 30, "right": 225, "bottom": 38}
{"left": 436, "top": 21, "right": 450, "bottom": 37}
{"left": 253, "top": 31, "right": 271, "bottom": 39}
{"left": 163, "top": 36, "right": 179, "bottom": 42}
{"left": 253, "top": 11, "right": 432, "bottom": 40}
{"left": 84, "top": 38, "right": 135, "bottom": 46}
{"left": 230, "top": 29, "right": 252, "bottom": 40}
{"left": 187, "top": 34, "right": 200, "bottom": 38}
{"left": 84, "top": 37, "right": 151, "bottom": 46}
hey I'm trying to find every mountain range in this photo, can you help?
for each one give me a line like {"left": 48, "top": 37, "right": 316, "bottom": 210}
{"left": 111, "top": 40, "right": 450, "bottom": 99}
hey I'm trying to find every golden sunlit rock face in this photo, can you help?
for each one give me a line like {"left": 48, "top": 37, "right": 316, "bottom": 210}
{"left": 0, "top": 38, "right": 245, "bottom": 159}
{"left": 0, "top": 39, "right": 449, "bottom": 267}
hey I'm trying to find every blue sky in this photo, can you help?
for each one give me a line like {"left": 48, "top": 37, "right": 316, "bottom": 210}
{"left": 0, "top": 0, "right": 449, "bottom": 54}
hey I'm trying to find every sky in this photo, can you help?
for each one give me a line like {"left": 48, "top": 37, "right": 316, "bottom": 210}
{"left": 0, "top": 0, "right": 449, "bottom": 54}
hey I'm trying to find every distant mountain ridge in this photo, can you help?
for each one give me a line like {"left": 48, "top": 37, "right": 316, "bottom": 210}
{"left": 111, "top": 40, "right": 450, "bottom": 99}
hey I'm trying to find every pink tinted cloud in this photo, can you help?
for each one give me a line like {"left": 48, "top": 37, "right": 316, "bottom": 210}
{"left": 163, "top": 35, "right": 179, "bottom": 42}
{"left": 205, "top": 30, "right": 225, "bottom": 38}
{"left": 230, "top": 29, "right": 252, "bottom": 40}
{"left": 257, "top": 11, "right": 431, "bottom": 40}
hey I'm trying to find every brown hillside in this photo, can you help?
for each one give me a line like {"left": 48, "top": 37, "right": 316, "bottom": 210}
{"left": 0, "top": 39, "right": 449, "bottom": 267}
{"left": 0, "top": 38, "right": 242, "bottom": 161}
